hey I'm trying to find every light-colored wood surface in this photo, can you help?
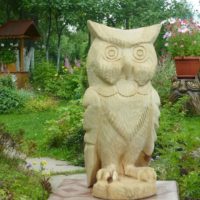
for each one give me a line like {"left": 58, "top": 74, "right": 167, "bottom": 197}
{"left": 83, "top": 21, "right": 161, "bottom": 199}
{"left": 48, "top": 174, "right": 179, "bottom": 200}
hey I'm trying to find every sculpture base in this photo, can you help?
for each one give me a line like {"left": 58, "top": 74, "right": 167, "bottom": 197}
{"left": 93, "top": 176, "right": 156, "bottom": 200}
{"left": 48, "top": 174, "right": 179, "bottom": 200}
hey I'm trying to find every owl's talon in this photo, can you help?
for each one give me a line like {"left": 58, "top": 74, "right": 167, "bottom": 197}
{"left": 97, "top": 165, "right": 119, "bottom": 182}
{"left": 112, "top": 171, "right": 118, "bottom": 181}
{"left": 103, "top": 171, "right": 110, "bottom": 180}
{"left": 125, "top": 165, "right": 156, "bottom": 182}
{"left": 137, "top": 167, "right": 157, "bottom": 182}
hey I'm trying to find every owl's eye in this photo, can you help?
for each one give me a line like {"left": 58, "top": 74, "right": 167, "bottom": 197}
{"left": 104, "top": 45, "right": 120, "bottom": 61}
{"left": 132, "top": 46, "right": 147, "bottom": 62}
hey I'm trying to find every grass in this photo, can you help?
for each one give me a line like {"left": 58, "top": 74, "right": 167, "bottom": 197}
{"left": 181, "top": 115, "right": 200, "bottom": 135}
{"left": 0, "top": 101, "right": 82, "bottom": 200}
{"left": 0, "top": 89, "right": 199, "bottom": 200}
{"left": 50, "top": 169, "right": 86, "bottom": 176}
{"left": 0, "top": 108, "right": 67, "bottom": 160}
{"left": 0, "top": 153, "right": 49, "bottom": 200}
{"left": 151, "top": 100, "right": 200, "bottom": 200}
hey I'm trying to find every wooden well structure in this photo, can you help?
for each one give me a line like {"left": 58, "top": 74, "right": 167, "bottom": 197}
{"left": 0, "top": 20, "right": 40, "bottom": 87}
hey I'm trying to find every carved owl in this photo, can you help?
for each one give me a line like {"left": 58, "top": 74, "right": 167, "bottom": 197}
{"left": 83, "top": 20, "right": 161, "bottom": 187}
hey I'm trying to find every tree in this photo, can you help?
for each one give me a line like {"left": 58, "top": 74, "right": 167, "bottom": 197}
{"left": 0, "top": 0, "right": 194, "bottom": 68}
{"left": 22, "top": 0, "right": 53, "bottom": 62}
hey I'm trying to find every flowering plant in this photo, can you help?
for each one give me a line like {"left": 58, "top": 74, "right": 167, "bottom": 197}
{"left": 162, "top": 18, "right": 200, "bottom": 57}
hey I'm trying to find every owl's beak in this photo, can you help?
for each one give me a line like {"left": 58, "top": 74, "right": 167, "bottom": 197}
{"left": 122, "top": 53, "right": 134, "bottom": 80}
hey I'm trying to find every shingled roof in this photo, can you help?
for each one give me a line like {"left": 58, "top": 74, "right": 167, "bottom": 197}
{"left": 0, "top": 20, "right": 40, "bottom": 39}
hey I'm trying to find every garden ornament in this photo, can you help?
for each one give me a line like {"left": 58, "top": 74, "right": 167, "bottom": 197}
{"left": 83, "top": 20, "right": 161, "bottom": 200}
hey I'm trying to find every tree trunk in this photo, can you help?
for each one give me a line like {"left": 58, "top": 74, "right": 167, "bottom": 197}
{"left": 125, "top": 17, "right": 129, "bottom": 29}
{"left": 56, "top": 33, "right": 61, "bottom": 70}
{"left": 6, "top": 2, "right": 10, "bottom": 20}
{"left": 46, "top": 49, "right": 49, "bottom": 62}
{"left": 18, "top": 3, "right": 25, "bottom": 19}
{"left": 55, "top": 13, "right": 66, "bottom": 70}
{"left": 46, "top": 2, "right": 52, "bottom": 62}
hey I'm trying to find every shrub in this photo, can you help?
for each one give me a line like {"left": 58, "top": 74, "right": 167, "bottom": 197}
{"left": 23, "top": 96, "right": 58, "bottom": 112}
{"left": 152, "top": 57, "right": 175, "bottom": 101}
{"left": 0, "top": 87, "right": 24, "bottom": 114}
{"left": 47, "top": 66, "right": 87, "bottom": 100}
{"left": 0, "top": 75, "right": 16, "bottom": 89}
{"left": 0, "top": 85, "right": 57, "bottom": 114}
{"left": 31, "top": 61, "right": 57, "bottom": 91}
{"left": 46, "top": 99, "right": 84, "bottom": 165}
{"left": 31, "top": 61, "right": 88, "bottom": 100}
{"left": 0, "top": 77, "right": 38, "bottom": 114}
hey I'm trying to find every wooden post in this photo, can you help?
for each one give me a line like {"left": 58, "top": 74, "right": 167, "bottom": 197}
{"left": 20, "top": 38, "right": 24, "bottom": 72}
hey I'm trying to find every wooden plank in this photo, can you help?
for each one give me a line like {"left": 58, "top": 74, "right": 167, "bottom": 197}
{"left": 20, "top": 38, "right": 24, "bottom": 72}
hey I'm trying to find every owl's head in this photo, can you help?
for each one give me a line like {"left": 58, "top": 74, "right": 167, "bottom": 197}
{"left": 87, "top": 21, "right": 161, "bottom": 87}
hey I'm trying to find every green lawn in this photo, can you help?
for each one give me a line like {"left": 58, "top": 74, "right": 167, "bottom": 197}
{"left": 181, "top": 115, "right": 200, "bottom": 134}
{"left": 0, "top": 109, "right": 67, "bottom": 160}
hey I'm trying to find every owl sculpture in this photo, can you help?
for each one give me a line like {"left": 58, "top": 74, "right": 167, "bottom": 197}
{"left": 83, "top": 20, "right": 161, "bottom": 200}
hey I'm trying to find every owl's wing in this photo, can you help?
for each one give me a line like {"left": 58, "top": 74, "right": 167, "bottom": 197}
{"left": 83, "top": 87, "right": 101, "bottom": 187}
{"left": 143, "top": 88, "right": 160, "bottom": 157}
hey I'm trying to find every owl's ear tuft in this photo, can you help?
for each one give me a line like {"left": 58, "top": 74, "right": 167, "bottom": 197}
{"left": 148, "top": 24, "right": 162, "bottom": 43}
{"left": 87, "top": 20, "right": 100, "bottom": 43}
{"left": 87, "top": 20, "right": 162, "bottom": 45}
{"left": 87, "top": 20, "right": 96, "bottom": 34}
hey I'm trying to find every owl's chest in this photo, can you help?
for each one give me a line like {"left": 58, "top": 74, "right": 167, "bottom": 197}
{"left": 101, "top": 94, "right": 151, "bottom": 126}
{"left": 100, "top": 94, "right": 151, "bottom": 136}
{"left": 101, "top": 94, "right": 150, "bottom": 113}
